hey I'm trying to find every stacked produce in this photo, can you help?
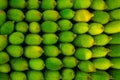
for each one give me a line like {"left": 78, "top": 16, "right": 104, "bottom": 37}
{"left": 1, "top": 0, "right": 120, "bottom": 80}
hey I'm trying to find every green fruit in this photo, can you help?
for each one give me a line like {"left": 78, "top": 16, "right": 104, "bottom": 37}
{"left": 29, "top": 22, "right": 40, "bottom": 33}
{"left": 7, "top": 9, "right": 24, "bottom": 22}
{"left": 104, "top": 21, "right": 120, "bottom": 34}
{"left": 25, "top": 34, "right": 42, "bottom": 45}
{"left": 0, "top": 73, "right": 9, "bottom": 80}
{"left": 108, "top": 45, "right": 120, "bottom": 57}
{"left": 41, "top": 0, "right": 56, "bottom": 10}
{"left": 45, "top": 57, "right": 63, "bottom": 70}
{"left": 93, "top": 33, "right": 112, "bottom": 46}
{"left": 73, "top": 0, "right": 91, "bottom": 9}
{"left": 9, "top": 0, "right": 26, "bottom": 9}
{"left": 58, "top": 19, "right": 72, "bottom": 31}
{"left": 60, "top": 9, "right": 75, "bottom": 19}
{"left": 109, "top": 33, "right": 120, "bottom": 44}
{"left": 25, "top": 10, "right": 42, "bottom": 22}
{"left": 109, "top": 69, "right": 120, "bottom": 80}
{"left": 0, "top": 35, "right": 7, "bottom": 51}
{"left": 75, "top": 71, "right": 90, "bottom": 80}
{"left": 59, "top": 43, "right": 75, "bottom": 56}
{"left": 74, "top": 48, "right": 92, "bottom": 60}
{"left": 27, "top": 70, "right": 44, "bottom": 80}
{"left": 62, "top": 56, "right": 78, "bottom": 68}
{"left": 92, "top": 11, "right": 110, "bottom": 24}
{"left": 24, "top": 46, "right": 43, "bottom": 58}
{"left": 6, "top": 45, "right": 23, "bottom": 57}
{"left": 29, "top": 58, "right": 45, "bottom": 70}
{"left": 10, "top": 58, "right": 28, "bottom": 71}
{"left": 0, "top": 52, "right": 9, "bottom": 64}
{"left": 109, "top": 9, "right": 120, "bottom": 20}
{"left": 0, "top": 21, "right": 14, "bottom": 35}
{"left": 72, "top": 22, "right": 89, "bottom": 34}
{"left": 15, "top": 22, "right": 28, "bottom": 33}
{"left": 43, "top": 45, "right": 60, "bottom": 57}
{"left": 27, "top": 0, "right": 40, "bottom": 9}
{"left": 9, "top": 32, "right": 24, "bottom": 45}
{"left": 0, "top": 10, "right": 6, "bottom": 26}
{"left": 43, "top": 10, "right": 60, "bottom": 21}
{"left": 42, "top": 34, "right": 58, "bottom": 45}
{"left": 91, "top": 46, "right": 109, "bottom": 58}
{"left": 73, "top": 9, "right": 93, "bottom": 22}
{"left": 90, "top": 0, "right": 106, "bottom": 10}
{"left": 106, "top": 0, "right": 120, "bottom": 10}
{"left": 110, "top": 58, "right": 120, "bottom": 69}
{"left": 88, "top": 23, "right": 104, "bottom": 35}
{"left": 41, "top": 21, "right": 58, "bottom": 33}
{"left": 0, "top": 0, "right": 8, "bottom": 10}
{"left": 10, "top": 71, "right": 27, "bottom": 80}
{"left": 78, "top": 61, "right": 96, "bottom": 72}
{"left": 62, "top": 68, "right": 75, "bottom": 80}
{"left": 45, "top": 70, "right": 61, "bottom": 80}
{"left": 73, "top": 34, "right": 94, "bottom": 48}
{"left": 0, "top": 63, "right": 10, "bottom": 73}
{"left": 91, "top": 70, "right": 110, "bottom": 80}
{"left": 59, "top": 31, "right": 76, "bottom": 42}
{"left": 57, "top": 0, "right": 73, "bottom": 10}
{"left": 92, "top": 58, "right": 112, "bottom": 70}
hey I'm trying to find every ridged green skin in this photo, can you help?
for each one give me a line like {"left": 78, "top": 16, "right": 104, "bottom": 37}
{"left": 7, "top": 9, "right": 24, "bottom": 22}
{"left": 9, "top": 0, "right": 26, "bottom": 9}
{"left": 10, "top": 58, "right": 28, "bottom": 71}
{"left": 59, "top": 31, "right": 76, "bottom": 42}
{"left": 6, "top": 45, "right": 23, "bottom": 57}
{"left": 0, "top": 21, "right": 14, "bottom": 35}
{"left": 41, "top": 21, "right": 58, "bottom": 33}
{"left": 59, "top": 43, "right": 75, "bottom": 56}
{"left": 24, "top": 46, "right": 43, "bottom": 58}
{"left": 91, "top": 70, "right": 110, "bottom": 80}
{"left": 92, "top": 11, "right": 110, "bottom": 24}
{"left": 16, "top": 22, "right": 28, "bottom": 33}
{"left": 90, "top": 0, "right": 106, "bottom": 10}
{"left": 43, "top": 10, "right": 60, "bottom": 21}
{"left": 25, "top": 34, "right": 42, "bottom": 45}
{"left": 29, "top": 22, "right": 40, "bottom": 33}
{"left": 73, "top": 0, "right": 91, "bottom": 9}
{"left": 25, "top": 10, "right": 42, "bottom": 22}
{"left": 104, "top": 21, "right": 120, "bottom": 34}
{"left": 41, "top": 0, "right": 56, "bottom": 10}
{"left": 109, "top": 33, "right": 120, "bottom": 44}
{"left": 0, "top": 52, "right": 9, "bottom": 64}
{"left": 9, "top": 32, "right": 24, "bottom": 45}
{"left": 110, "top": 58, "right": 120, "bottom": 69}
{"left": 29, "top": 58, "right": 45, "bottom": 70}
{"left": 0, "top": 35, "right": 7, "bottom": 51}
{"left": 42, "top": 34, "right": 58, "bottom": 45}
{"left": 0, "top": 0, "right": 8, "bottom": 10}
{"left": 0, "top": 10, "right": 6, "bottom": 26}
{"left": 62, "top": 68, "right": 75, "bottom": 80}
{"left": 0, "top": 73, "right": 9, "bottom": 80}
{"left": 73, "top": 34, "right": 94, "bottom": 48}
{"left": 62, "top": 56, "right": 78, "bottom": 68}
{"left": 10, "top": 71, "right": 27, "bottom": 80}
{"left": 45, "top": 57, "right": 63, "bottom": 70}
{"left": 45, "top": 70, "right": 61, "bottom": 80}
{"left": 0, "top": 63, "right": 11, "bottom": 73}
{"left": 43, "top": 45, "right": 60, "bottom": 57}
{"left": 109, "top": 69, "right": 120, "bottom": 80}
{"left": 57, "top": 0, "right": 73, "bottom": 10}
{"left": 27, "top": 0, "right": 40, "bottom": 10}
{"left": 27, "top": 70, "right": 44, "bottom": 80}
{"left": 109, "top": 9, "right": 120, "bottom": 20}
{"left": 75, "top": 71, "right": 90, "bottom": 80}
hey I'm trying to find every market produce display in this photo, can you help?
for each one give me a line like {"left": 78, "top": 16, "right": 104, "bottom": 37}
{"left": 0, "top": 0, "right": 120, "bottom": 80}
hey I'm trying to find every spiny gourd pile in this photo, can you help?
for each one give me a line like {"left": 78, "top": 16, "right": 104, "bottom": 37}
{"left": 1, "top": 0, "right": 120, "bottom": 80}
